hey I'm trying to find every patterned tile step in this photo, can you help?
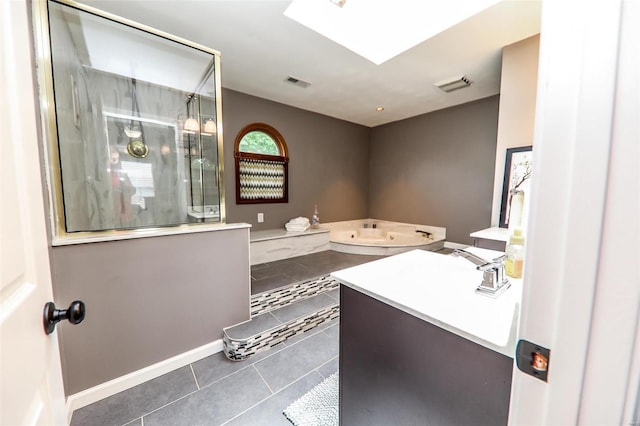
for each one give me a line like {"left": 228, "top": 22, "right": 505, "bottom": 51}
{"left": 227, "top": 293, "right": 336, "bottom": 340}
{"left": 250, "top": 274, "right": 339, "bottom": 316}
{"left": 223, "top": 304, "right": 340, "bottom": 361}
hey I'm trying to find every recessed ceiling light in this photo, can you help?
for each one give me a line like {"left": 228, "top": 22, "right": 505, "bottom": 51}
{"left": 376, "top": 106, "right": 384, "bottom": 111}
{"left": 284, "top": 0, "right": 501, "bottom": 65}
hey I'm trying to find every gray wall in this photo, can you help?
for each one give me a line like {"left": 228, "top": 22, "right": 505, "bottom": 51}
{"left": 50, "top": 92, "right": 499, "bottom": 396}
{"left": 369, "top": 96, "right": 499, "bottom": 244}
{"left": 51, "top": 228, "right": 250, "bottom": 395}
{"left": 222, "top": 89, "right": 370, "bottom": 230}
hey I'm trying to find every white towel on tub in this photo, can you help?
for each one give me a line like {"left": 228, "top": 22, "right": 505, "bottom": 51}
{"left": 285, "top": 217, "right": 310, "bottom": 232}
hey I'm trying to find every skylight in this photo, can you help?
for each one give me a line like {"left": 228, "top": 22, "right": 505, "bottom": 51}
{"left": 284, "top": 0, "right": 501, "bottom": 65}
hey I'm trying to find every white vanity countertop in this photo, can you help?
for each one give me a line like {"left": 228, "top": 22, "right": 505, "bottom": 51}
{"left": 331, "top": 248, "right": 522, "bottom": 358}
{"left": 469, "top": 227, "right": 510, "bottom": 242}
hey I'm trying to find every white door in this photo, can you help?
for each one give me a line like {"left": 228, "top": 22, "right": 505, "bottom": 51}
{"left": 509, "top": 0, "right": 640, "bottom": 424}
{"left": 1, "top": 1, "right": 68, "bottom": 425}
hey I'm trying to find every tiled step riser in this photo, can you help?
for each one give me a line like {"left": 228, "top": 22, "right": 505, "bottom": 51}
{"left": 225, "top": 273, "right": 343, "bottom": 362}
{"left": 224, "top": 304, "right": 339, "bottom": 361}
{"left": 250, "top": 275, "right": 338, "bottom": 316}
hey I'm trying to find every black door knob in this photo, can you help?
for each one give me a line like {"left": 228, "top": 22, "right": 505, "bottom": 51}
{"left": 43, "top": 300, "right": 86, "bottom": 335}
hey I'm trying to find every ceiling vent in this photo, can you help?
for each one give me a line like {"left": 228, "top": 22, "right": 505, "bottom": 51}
{"left": 434, "top": 75, "right": 472, "bottom": 93}
{"left": 285, "top": 76, "right": 311, "bottom": 88}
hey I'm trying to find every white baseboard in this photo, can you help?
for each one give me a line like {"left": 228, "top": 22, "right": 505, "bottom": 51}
{"left": 444, "top": 241, "right": 470, "bottom": 250}
{"left": 65, "top": 339, "right": 224, "bottom": 422}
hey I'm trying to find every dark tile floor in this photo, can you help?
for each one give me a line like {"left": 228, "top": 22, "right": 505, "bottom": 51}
{"left": 70, "top": 251, "right": 381, "bottom": 426}
{"left": 70, "top": 249, "right": 451, "bottom": 426}
{"left": 70, "top": 320, "right": 339, "bottom": 426}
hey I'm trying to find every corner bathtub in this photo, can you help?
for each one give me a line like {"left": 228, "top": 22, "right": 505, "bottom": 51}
{"left": 320, "top": 219, "right": 446, "bottom": 256}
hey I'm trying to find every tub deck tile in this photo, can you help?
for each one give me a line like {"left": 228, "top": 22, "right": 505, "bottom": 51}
{"left": 251, "top": 250, "right": 381, "bottom": 295}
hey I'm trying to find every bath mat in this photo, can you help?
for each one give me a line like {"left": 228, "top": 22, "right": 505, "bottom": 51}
{"left": 283, "top": 372, "right": 339, "bottom": 426}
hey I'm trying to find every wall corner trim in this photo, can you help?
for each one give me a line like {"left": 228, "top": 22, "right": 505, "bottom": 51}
{"left": 64, "top": 339, "right": 224, "bottom": 422}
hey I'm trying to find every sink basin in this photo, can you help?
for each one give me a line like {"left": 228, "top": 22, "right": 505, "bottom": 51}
{"left": 331, "top": 248, "right": 523, "bottom": 357}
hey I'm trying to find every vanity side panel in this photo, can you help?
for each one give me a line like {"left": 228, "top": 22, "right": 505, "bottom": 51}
{"left": 339, "top": 285, "right": 512, "bottom": 425}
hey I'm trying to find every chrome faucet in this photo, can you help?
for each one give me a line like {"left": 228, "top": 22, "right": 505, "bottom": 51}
{"left": 452, "top": 249, "right": 511, "bottom": 298}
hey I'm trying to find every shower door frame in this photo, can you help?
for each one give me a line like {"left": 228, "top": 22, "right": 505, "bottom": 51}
{"left": 32, "top": 0, "right": 226, "bottom": 244}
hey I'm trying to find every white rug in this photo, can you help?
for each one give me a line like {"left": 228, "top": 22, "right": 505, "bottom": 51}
{"left": 283, "top": 372, "right": 339, "bottom": 426}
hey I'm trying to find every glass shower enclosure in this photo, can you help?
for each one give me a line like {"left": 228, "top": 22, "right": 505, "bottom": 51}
{"left": 34, "top": 0, "right": 224, "bottom": 239}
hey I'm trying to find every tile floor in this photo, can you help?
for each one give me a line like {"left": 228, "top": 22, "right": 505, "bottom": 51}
{"left": 70, "top": 251, "right": 378, "bottom": 426}
{"left": 70, "top": 319, "right": 339, "bottom": 426}
{"left": 70, "top": 249, "right": 452, "bottom": 425}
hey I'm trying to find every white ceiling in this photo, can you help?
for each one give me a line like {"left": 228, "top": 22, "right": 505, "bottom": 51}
{"left": 81, "top": 0, "right": 541, "bottom": 127}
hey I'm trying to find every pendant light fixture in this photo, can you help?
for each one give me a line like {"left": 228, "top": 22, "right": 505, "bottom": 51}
{"left": 203, "top": 119, "right": 216, "bottom": 135}
{"left": 124, "top": 78, "right": 141, "bottom": 138}
{"left": 125, "top": 79, "right": 149, "bottom": 158}
{"left": 183, "top": 93, "right": 200, "bottom": 133}
{"left": 184, "top": 117, "right": 200, "bottom": 132}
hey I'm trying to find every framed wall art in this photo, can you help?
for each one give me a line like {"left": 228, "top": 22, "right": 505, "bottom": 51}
{"left": 499, "top": 146, "right": 533, "bottom": 228}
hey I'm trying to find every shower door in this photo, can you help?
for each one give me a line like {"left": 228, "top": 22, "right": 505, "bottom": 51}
{"left": 36, "top": 0, "right": 224, "bottom": 239}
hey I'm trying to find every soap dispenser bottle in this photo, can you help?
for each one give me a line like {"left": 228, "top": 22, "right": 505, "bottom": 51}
{"left": 311, "top": 205, "right": 319, "bottom": 229}
{"left": 505, "top": 228, "right": 525, "bottom": 279}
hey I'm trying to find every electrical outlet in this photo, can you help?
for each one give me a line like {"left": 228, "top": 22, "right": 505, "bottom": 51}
{"left": 257, "top": 213, "right": 264, "bottom": 223}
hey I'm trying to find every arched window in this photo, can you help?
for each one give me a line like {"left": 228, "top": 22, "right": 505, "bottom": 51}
{"left": 234, "top": 123, "right": 289, "bottom": 204}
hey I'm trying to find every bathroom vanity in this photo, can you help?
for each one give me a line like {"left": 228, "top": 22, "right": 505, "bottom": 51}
{"left": 470, "top": 226, "right": 510, "bottom": 251}
{"left": 332, "top": 248, "right": 522, "bottom": 425}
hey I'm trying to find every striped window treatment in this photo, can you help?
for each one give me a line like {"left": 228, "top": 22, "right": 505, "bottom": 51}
{"left": 238, "top": 158, "right": 286, "bottom": 200}
{"left": 234, "top": 123, "right": 289, "bottom": 204}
